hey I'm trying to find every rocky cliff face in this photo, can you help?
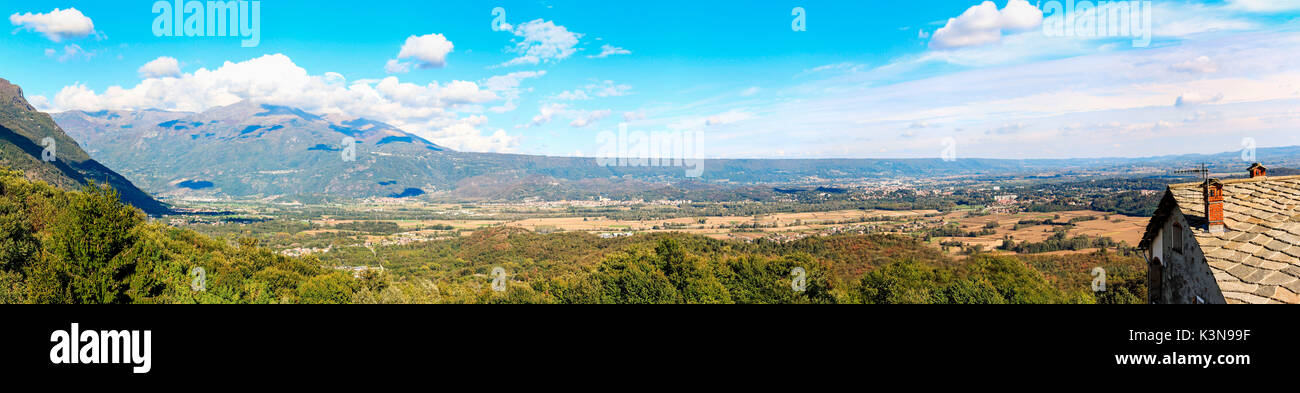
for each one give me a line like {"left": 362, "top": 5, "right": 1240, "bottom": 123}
{"left": 0, "top": 77, "right": 167, "bottom": 215}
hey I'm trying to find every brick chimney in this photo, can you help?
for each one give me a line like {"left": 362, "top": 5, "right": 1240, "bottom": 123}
{"left": 1248, "top": 163, "right": 1267, "bottom": 178}
{"left": 1204, "top": 178, "right": 1225, "bottom": 234}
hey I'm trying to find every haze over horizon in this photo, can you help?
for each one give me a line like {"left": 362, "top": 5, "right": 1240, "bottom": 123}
{"left": 4, "top": 0, "right": 1299, "bottom": 160}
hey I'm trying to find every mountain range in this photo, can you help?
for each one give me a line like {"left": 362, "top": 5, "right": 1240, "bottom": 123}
{"left": 34, "top": 83, "right": 1300, "bottom": 203}
{"left": 0, "top": 78, "right": 166, "bottom": 214}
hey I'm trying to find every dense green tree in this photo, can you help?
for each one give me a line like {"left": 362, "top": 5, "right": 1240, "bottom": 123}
{"left": 859, "top": 259, "right": 944, "bottom": 304}
{"left": 30, "top": 183, "right": 143, "bottom": 303}
{"left": 297, "top": 272, "right": 358, "bottom": 304}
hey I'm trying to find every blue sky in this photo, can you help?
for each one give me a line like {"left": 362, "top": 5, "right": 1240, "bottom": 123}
{"left": 3, "top": 0, "right": 1300, "bottom": 159}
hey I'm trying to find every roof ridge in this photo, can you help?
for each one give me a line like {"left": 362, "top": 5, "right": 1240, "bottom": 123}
{"left": 1168, "top": 174, "right": 1300, "bottom": 189}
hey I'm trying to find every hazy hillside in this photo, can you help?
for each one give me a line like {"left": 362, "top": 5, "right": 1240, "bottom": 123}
{"left": 0, "top": 78, "right": 166, "bottom": 215}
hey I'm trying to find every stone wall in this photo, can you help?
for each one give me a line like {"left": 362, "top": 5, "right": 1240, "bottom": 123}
{"left": 1153, "top": 210, "right": 1227, "bottom": 304}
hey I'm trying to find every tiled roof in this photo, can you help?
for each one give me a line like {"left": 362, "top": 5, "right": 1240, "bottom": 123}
{"left": 1163, "top": 175, "right": 1300, "bottom": 304}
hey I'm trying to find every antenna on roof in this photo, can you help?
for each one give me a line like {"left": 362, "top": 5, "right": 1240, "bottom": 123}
{"left": 1172, "top": 163, "right": 1210, "bottom": 183}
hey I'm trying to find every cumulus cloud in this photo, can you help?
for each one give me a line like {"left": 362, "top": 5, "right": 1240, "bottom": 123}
{"left": 569, "top": 109, "right": 610, "bottom": 128}
{"left": 929, "top": 0, "right": 1042, "bottom": 49}
{"left": 500, "top": 19, "right": 581, "bottom": 66}
{"left": 27, "top": 94, "right": 52, "bottom": 111}
{"left": 384, "top": 59, "right": 411, "bottom": 74}
{"left": 9, "top": 8, "right": 96, "bottom": 42}
{"left": 46, "top": 54, "right": 527, "bottom": 152}
{"left": 386, "top": 33, "right": 454, "bottom": 73}
{"left": 1170, "top": 56, "right": 1219, "bottom": 74}
{"left": 138, "top": 56, "right": 181, "bottom": 78}
{"left": 528, "top": 103, "right": 568, "bottom": 127}
{"left": 1175, "top": 92, "right": 1224, "bottom": 107}
{"left": 433, "top": 116, "right": 520, "bottom": 152}
{"left": 588, "top": 44, "right": 630, "bottom": 58}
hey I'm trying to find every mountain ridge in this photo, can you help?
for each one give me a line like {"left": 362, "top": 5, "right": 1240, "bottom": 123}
{"left": 0, "top": 78, "right": 167, "bottom": 215}
{"left": 50, "top": 100, "right": 1300, "bottom": 202}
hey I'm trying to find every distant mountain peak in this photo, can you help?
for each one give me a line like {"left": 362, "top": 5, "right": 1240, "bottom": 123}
{"left": 254, "top": 103, "right": 323, "bottom": 121}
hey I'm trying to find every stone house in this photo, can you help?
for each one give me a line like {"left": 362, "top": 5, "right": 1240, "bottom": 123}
{"left": 1138, "top": 163, "right": 1300, "bottom": 304}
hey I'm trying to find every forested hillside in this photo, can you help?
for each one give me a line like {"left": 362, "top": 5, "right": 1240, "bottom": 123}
{"left": 0, "top": 167, "right": 350, "bottom": 303}
{"left": 0, "top": 78, "right": 167, "bottom": 215}
{"left": 320, "top": 227, "right": 1145, "bottom": 304}
{"left": 1, "top": 165, "right": 1144, "bottom": 304}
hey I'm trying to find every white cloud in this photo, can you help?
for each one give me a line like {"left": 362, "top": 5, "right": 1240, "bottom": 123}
{"left": 387, "top": 33, "right": 454, "bottom": 73}
{"left": 9, "top": 8, "right": 95, "bottom": 42}
{"left": 1175, "top": 92, "right": 1224, "bottom": 107}
{"left": 27, "top": 94, "right": 52, "bottom": 111}
{"left": 929, "top": 0, "right": 1042, "bottom": 49}
{"left": 528, "top": 103, "right": 567, "bottom": 127}
{"left": 552, "top": 90, "right": 589, "bottom": 101}
{"left": 623, "top": 110, "right": 646, "bottom": 122}
{"left": 46, "top": 54, "right": 523, "bottom": 153}
{"left": 987, "top": 122, "right": 1027, "bottom": 135}
{"left": 740, "top": 86, "right": 761, "bottom": 97}
{"left": 998, "top": 0, "right": 1043, "bottom": 30}
{"left": 797, "top": 62, "right": 865, "bottom": 78}
{"left": 500, "top": 19, "right": 581, "bottom": 66}
{"left": 1226, "top": 0, "right": 1300, "bottom": 13}
{"left": 551, "top": 80, "right": 632, "bottom": 101}
{"left": 432, "top": 116, "right": 520, "bottom": 153}
{"left": 588, "top": 44, "right": 630, "bottom": 58}
{"left": 384, "top": 59, "right": 411, "bottom": 74}
{"left": 45, "top": 44, "right": 92, "bottom": 62}
{"left": 705, "top": 109, "right": 755, "bottom": 126}
{"left": 569, "top": 109, "right": 610, "bottom": 128}
{"left": 1154, "top": 3, "right": 1259, "bottom": 38}
{"left": 522, "top": 103, "right": 612, "bottom": 128}
{"left": 1170, "top": 56, "right": 1219, "bottom": 74}
{"left": 138, "top": 56, "right": 181, "bottom": 78}
{"left": 482, "top": 70, "right": 547, "bottom": 113}
{"left": 681, "top": 29, "right": 1300, "bottom": 159}
{"left": 589, "top": 80, "right": 632, "bottom": 97}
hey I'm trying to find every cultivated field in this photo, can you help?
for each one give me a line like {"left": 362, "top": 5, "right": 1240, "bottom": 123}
{"left": 934, "top": 210, "right": 1148, "bottom": 255}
